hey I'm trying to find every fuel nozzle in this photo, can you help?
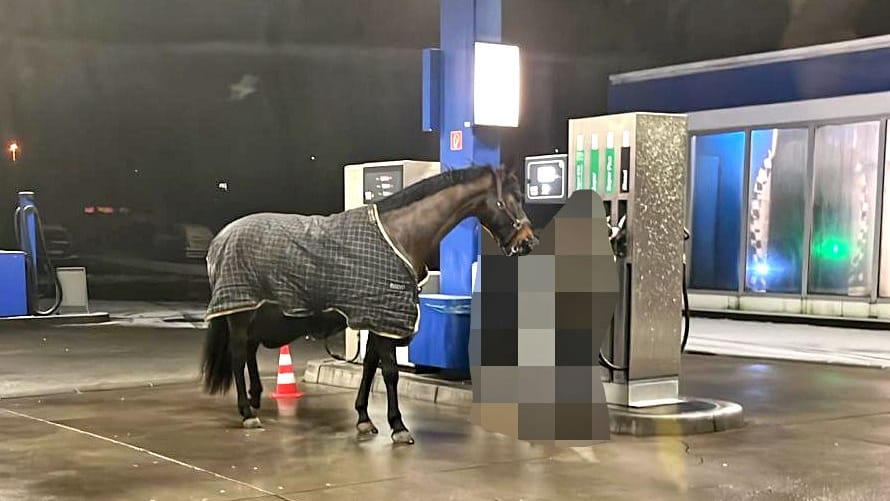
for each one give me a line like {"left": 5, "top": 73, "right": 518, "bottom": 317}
{"left": 682, "top": 226, "right": 690, "bottom": 265}
{"left": 607, "top": 214, "right": 628, "bottom": 258}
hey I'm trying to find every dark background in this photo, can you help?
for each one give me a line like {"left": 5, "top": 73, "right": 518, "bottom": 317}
{"left": 0, "top": 0, "right": 888, "bottom": 300}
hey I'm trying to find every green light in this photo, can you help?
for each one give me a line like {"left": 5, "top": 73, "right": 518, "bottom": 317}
{"left": 812, "top": 236, "right": 851, "bottom": 261}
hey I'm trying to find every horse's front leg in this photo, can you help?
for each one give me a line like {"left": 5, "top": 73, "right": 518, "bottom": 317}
{"left": 374, "top": 333, "right": 414, "bottom": 445}
{"left": 355, "top": 332, "right": 380, "bottom": 436}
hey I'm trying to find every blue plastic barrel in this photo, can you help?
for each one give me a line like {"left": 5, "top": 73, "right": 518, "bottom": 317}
{"left": 409, "top": 293, "right": 472, "bottom": 372}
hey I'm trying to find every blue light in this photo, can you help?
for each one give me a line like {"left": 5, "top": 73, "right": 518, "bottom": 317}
{"left": 748, "top": 259, "right": 786, "bottom": 282}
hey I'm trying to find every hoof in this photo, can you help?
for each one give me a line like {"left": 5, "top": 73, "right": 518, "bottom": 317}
{"left": 391, "top": 430, "right": 415, "bottom": 445}
{"left": 357, "top": 421, "right": 378, "bottom": 435}
{"left": 242, "top": 417, "right": 263, "bottom": 429}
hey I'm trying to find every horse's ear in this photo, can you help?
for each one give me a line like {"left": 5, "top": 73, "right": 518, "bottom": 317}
{"left": 504, "top": 159, "right": 520, "bottom": 180}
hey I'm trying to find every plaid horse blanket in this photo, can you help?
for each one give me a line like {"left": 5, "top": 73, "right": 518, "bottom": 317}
{"left": 205, "top": 204, "right": 428, "bottom": 340}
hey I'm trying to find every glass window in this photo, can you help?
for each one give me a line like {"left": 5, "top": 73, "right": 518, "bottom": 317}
{"left": 808, "top": 121, "right": 881, "bottom": 297}
{"left": 744, "top": 128, "right": 808, "bottom": 294}
{"left": 689, "top": 131, "right": 746, "bottom": 291}
{"left": 879, "top": 126, "right": 890, "bottom": 297}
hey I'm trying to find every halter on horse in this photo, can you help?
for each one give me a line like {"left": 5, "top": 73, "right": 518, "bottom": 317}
{"left": 201, "top": 162, "right": 538, "bottom": 444}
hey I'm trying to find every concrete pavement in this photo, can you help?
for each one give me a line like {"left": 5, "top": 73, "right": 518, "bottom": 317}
{"left": 88, "top": 300, "right": 209, "bottom": 329}
{"left": 78, "top": 301, "right": 890, "bottom": 368}
{"left": 2, "top": 354, "right": 890, "bottom": 500}
{"left": 684, "top": 317, "right": 890, "bottom": 369}
{"left": 3, "top": 306, "right": 890, "bottom": 499}
{"left": 0, "top": 323, "right": 328, "bottom": 400}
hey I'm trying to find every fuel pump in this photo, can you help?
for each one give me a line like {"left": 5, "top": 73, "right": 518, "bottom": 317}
{"left": 507, "top": 114, "right": 743, "bottom": 435}
{"left": 13, "top": 191, "right": 63, "bottom": 316}
{"left": 601, "top": 213, "right": 692, "bottom": 372}
{"left": 525, "top": 148, "right": 694, "bottom": 381}
{"left": 567, "top": 112, "right": 690, "bottom": 408}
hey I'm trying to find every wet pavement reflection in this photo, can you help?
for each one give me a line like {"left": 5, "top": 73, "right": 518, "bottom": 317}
{"left": 2, "top": 354, "right": 890, "bottom": 500}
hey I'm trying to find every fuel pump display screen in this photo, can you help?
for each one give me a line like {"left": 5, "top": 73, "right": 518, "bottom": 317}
{"left": 362, "top": 165, "right": 404, "bottom": 204}
{"left": 525, "top": 155, "right": 567, "bottom": 204}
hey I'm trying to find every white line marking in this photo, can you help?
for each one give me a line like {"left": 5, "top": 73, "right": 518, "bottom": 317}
{"left": 3, "top": 408, "right": 293, "bottom": 500}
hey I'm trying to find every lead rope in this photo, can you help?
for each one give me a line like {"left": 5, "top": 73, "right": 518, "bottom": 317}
{"left": 324, "top": 333, "right": 361, "bottom": 363}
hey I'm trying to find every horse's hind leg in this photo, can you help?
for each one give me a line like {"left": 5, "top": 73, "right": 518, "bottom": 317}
{"left": 355, "top": 333, "right": 380, "bottom": 436}
{"left": 247, "top": 340, "right": 262, "bottom": 410}
{"left": 373, "top": 333, "right": 414, "bottom": 445}
{"left": 226, "top": 313, "right": 262, "bottom": 428}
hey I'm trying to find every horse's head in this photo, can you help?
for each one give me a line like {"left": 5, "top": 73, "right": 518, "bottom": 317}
{"left": 477, "top": 163, "right": 539, "bottom": 257}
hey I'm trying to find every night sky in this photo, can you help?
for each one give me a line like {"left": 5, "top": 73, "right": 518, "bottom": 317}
{"left": 0, "top": 0, "right": 887, "bottom": 255}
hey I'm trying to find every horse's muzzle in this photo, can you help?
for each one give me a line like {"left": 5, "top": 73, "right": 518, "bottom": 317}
{"left": 504, "top": 233, "right": 539, "bottom": 257}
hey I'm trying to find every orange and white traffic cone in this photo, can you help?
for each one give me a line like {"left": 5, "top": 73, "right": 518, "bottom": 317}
{"left": 271, "top": 344, "right": 304, "bottom": 400}
{"left": 271, "top": 344, "right": 303, "bottom": 417}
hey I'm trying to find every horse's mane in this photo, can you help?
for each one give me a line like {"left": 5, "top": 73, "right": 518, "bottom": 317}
{"left": 374, "top": 165, "right": 495, "bottom": 214}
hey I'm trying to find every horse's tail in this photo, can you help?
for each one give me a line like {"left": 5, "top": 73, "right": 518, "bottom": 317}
{"left": 202, "top": 316, "right": 233, "bottom": 395}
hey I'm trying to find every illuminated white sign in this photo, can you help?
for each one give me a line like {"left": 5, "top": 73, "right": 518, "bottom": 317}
{"left": 525, "top": 155, "right": 567, "bottom": 203}
{"left": 536, "top": 166, "right": 558, "bottom": 184}
{"left": 473, "top": 42, "right": 520, "bottom": 127}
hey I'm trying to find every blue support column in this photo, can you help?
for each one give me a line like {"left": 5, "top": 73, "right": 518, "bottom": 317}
{"left": 427, "top": 0, "right": 503, "bottom": 296}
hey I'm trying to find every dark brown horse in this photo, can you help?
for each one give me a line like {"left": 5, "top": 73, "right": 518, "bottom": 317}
{"left": 201, "top": 163, "right": 538, "bottom": 444}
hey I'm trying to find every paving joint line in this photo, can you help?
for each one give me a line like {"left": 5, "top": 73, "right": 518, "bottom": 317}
{"left": 272, "top": 450, "right": 555, "bottom": 496}
{"left": 435, "top": 455, "right": 554, "bottom": 474}
{"left": 777, "top": 410, "right": 890, "bottom": 427}
{"left": 288, "top": 453, "right": 557, "bottom": 496}
{"left": 834, "top": 436, "right": 890, "bottom": 449}
{"left": 696, "top": 410, "right": 890, "bottom": 439}
{"left": 2, "top": 408, "right": 297, "bottom": 501}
